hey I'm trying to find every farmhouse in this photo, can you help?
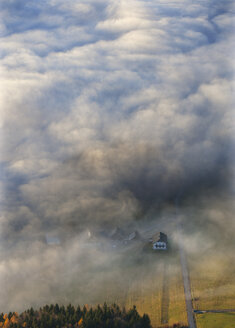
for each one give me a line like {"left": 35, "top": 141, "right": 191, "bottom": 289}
{"left": 150, "top": 232, "right": 167, "bottom": 250}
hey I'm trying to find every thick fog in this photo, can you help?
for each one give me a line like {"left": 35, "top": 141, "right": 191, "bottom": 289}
{"left": 0, "top": 0, "right": 234, "bottom": 313}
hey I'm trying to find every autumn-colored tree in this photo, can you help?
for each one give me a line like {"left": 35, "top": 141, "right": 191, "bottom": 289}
{"left": 78, "top": 317, "right": 83, "bottom": 327}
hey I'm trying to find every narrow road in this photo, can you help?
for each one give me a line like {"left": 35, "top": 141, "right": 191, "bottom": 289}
{"left": 179, "top": 240, "right": 196, "bottom": 328}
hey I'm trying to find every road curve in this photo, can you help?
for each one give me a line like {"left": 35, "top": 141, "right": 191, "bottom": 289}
{"left": 179, "top": 241, "right": 196, "bottom": 328}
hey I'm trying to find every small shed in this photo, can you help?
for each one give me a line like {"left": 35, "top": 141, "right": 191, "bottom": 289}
{"left": 151, "top": 232, "right": 167, "bottom": 250}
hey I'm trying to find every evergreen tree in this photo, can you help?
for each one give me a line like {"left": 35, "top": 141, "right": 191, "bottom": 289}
{"left": 141, "top": 314, "right": 151, "bottom": 328}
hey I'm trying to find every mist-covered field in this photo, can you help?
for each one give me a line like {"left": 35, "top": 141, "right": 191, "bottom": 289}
{"left": 1, "top": 199, "right": 234, "bottom": 326}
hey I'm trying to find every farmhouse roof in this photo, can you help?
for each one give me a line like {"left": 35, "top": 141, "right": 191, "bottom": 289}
{"left": 152, "top": 232, "right": 167, "bottom": 243}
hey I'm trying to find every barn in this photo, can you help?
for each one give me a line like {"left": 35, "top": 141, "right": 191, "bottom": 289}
{"left": 150, "top": 232, "right": 167, "bottom": 250}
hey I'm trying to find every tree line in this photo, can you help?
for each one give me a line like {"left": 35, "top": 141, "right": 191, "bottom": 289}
{"left": 0, "top": 303, "right": 188, "bottom": 328}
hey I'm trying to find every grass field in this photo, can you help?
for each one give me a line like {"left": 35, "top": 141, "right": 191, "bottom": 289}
{"left": 125, "top": 260, "right": 162, "bottom": 326}
{"left": 195, "top": 312, "right": 235, "bottom": 328}
{"left": 168, "top": 263, "right": 187, "bottom": 326}
{"left": 66, "top": 242, "right": 187, "bottom": 328}
{"left": 190, "top": 251, "right": 235, "bottom": 311}
{"left": 93, "top": 245, "right": 188, "bottom": 328}
{"left": 65, "top": 235, "right": 235, "bottom": 328}
{"left": 188, "top": 246, "right": 235, "bottom": 328}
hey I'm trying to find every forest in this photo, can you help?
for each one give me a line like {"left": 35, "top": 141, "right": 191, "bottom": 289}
{"left": 0, "top": 303, "right": 188, "bottom": 328}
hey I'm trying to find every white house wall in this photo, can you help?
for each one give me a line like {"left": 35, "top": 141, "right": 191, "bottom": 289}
{"left": 152, "top": 242, "right": 167, "bottom": 250}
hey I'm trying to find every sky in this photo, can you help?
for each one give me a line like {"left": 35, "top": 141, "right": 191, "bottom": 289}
{"left": 0, "top": 0, "right": 234, "bottom": 312}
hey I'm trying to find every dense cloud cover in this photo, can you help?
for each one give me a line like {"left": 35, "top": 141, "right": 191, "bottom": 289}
{"left": 0, "top": 0, "right": 234, "bottom": 312}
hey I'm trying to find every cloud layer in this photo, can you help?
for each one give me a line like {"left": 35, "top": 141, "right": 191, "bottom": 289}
{"left": 0, "top": 0, "right": 234, "bottom": 312}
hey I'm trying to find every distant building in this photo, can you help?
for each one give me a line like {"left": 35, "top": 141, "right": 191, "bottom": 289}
{"left": 127, "top": 231, "right": 140, "bottom": 241}
{"left": 150, "top": 232, "right": 167, "bottom": 250}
